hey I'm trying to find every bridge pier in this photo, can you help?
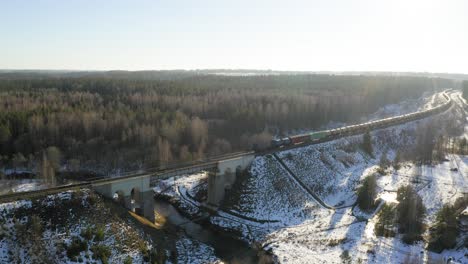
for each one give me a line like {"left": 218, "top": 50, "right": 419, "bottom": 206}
{"left": 93, "top": 175, "right": 152, "bottom": 217}
{"left": 92, "top": 153, "right": 255, "bottom": 213}
{"left": 207, "top": 154, "right": 255, "bottom": 206}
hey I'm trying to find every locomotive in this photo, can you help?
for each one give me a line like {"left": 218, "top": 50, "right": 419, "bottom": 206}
{"left": 271, "top": 131, "right": 330, "bottom": 148}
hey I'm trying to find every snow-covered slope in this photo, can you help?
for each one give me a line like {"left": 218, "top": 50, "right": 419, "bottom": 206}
{"left": 155, "top": 90, "right": 468, "bottom": 263}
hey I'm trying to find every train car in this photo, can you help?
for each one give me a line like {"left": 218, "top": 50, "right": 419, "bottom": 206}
{"left": 371, "top": 120, "right": 380, "bottom": 128}
{"left": 310, "top": 130, "right": 330, "bottom": 141}
{"left": 329, "top": 129, "right": 339, "bottom": 136}
{"left": 290, "top": 134, "right": 310, "bottom": 145}
{"left": 331, "top": 127, "right": 345, "bottom": 137}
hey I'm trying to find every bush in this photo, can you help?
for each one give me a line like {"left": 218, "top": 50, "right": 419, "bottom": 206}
{"left": 94, "top": 226, "right": 105, "bottom": 241}
{"left": 376, "top": 167, "right": 386, "bottom": 175}
{"left": 67, "top": 237, "right": 88, "bottom": 260}
{"left": 340, "top": 250, "right": 352, "bottom": 264}
{"left": 124, "top": 256, "right": 133, "bottom": 264}
{"left": 87, "top": 192, "right": 98, "bottom": 206}
{"left": 91, "top": 244, "right": 111, "bottom": 264}
{"left": 80, "top": 225, "right": 105, "bottom": 242}
{"left": 138, "top": 240, "right": 150, "bottom": 261}
{"left": 80, "top": 227, "right": 94, "bottom": 241}
{"left": 328, "top": 238, "right": 346, "bottom": 246}
{"left": 356, "top": 174, "right": 377, "bottom": 210}
{"left": 149, "top": 248, "right": 166, "bottom": 264}
{"left": 29, "top": 214, "right": 43, "bottom": 237}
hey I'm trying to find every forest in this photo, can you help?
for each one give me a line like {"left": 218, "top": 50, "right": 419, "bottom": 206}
{"left": 0, "top": 72, "right": 454, "bottom": 173}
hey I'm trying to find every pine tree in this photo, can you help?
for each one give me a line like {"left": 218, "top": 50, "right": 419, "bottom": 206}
{"left": 379, "top": 150, "right": 389, "bottom": 173}
{"left": 460, "top": 138, "right": 467, "bottom": 155}
{"left": 362, "top": 131, "right": 373, "bottom": 157}
{"left": 428, "top": 204, "right": 459, "bottom": 252}
{"left": 396, "top": 185, "right": 426, "bottom": 244}
{"left": 356, "top": 174, "right": 377, "bottom": 210}
{"left": 393, "top": 150, "right": 401, "bottom": 170}
{"left": 0, "top": 124, "right": 10, "bottom": 143}
{"left": 375, "top": 204, "right": 397, "bottom": 237}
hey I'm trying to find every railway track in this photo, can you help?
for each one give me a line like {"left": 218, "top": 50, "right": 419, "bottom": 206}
{"left": 0, "top": 151, "right": 252, "bottom": 203}
{"left": 0, "top": 182, "right": 92, "bottom": 203}
{"left": 263, "top": 90, "right": 452, "bottom": 154}
{"left": 272, "top": 153, "right": 341, "bottom": 210}
{"left": 0, "top": 91, "right": 454, "bottom": 203}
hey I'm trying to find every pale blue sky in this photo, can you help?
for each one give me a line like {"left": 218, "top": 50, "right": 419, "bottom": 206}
{"left": 1, "top": 0, "right": 467, "bottom": 73}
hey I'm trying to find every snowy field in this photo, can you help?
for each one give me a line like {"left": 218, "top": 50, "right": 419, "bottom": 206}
{"left": 153, "top": 90, "right": 468, "bottom": 263}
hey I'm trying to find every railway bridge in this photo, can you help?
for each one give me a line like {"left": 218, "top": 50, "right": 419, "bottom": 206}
{"left": 91, "top": 152, "right": 256, "bottom": 211}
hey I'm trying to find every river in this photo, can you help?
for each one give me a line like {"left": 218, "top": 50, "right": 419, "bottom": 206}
{"left": 146, "top": 192, "right": 260, "bottom": 263}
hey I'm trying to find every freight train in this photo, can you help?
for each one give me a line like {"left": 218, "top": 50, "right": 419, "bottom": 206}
{"left": 271, "top": 91, "right": 452, "bottom": 148}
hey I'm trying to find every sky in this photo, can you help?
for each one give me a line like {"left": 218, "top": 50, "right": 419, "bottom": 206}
{"left": 1, "top": 0, "right": 467, "bottom": 73}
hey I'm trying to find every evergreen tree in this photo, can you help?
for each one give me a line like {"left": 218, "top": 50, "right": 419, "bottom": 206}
{"left": 396, "top": 185, "right": 426, "bottom": 244}
{"left": 460, "top": 137, "right": 467, "bottom": 155}
{"left": 46, "top": 147, "right": 61, "bottom": 171}
{"left": 375, "top": 204, "right": 397, "bottom": 237}
{"left": 378, "top": 150, "right": 390, "bottom": 173}
{"left": 428, "top": 204, "right": 459, "bottom": 252}
{"left": 356, "top": 174, "right": 377, "bottom": 210}
{"left": 0, "top": 124, "right": 10, "bottom": 143}
{"left": 393, "top": 150, "right": 401, "bottom": 170}
{"left": 362, "top": 131, "right": 373, "bottom": 157}
{"left": 415, "top": 123, "right": 435, "bottom": 164}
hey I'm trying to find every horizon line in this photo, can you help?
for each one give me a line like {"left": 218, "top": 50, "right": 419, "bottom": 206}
{"left": 0, "top": 68, "right": 467, "bottom": 76}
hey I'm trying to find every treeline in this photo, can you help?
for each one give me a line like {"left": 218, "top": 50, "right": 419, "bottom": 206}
{"left": 0, "top": 74, "right": 453, "bottom": 172}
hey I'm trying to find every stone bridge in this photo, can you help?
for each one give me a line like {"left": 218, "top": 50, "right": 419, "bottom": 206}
{"left": 92, "top": 153, "right": 256, "bottom": 213}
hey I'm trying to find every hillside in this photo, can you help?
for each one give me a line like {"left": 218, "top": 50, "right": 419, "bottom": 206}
{"left": 0, "top": 190, "right": 221, "bottom": 263}
{"left": 155, "top": 90, "right": 468, "bottom": 263}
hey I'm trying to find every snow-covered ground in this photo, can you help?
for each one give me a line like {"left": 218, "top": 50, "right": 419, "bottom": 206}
{"left": 154, "top": 90, "right": 468, "bottom": 263}
{"left": 0, "top": 189, "right": 224, "bottom": 264}
{"left": 0, "top": 190, "right": 156, "bottom": 263}
{"left": 154, "top": 172, "right": 209, "bottom": 216}
{"left": 0, "top": 179, "right": 49, "bottom": 195}
{"left": 175, "top": 238, "right": 222, "bottom": 264}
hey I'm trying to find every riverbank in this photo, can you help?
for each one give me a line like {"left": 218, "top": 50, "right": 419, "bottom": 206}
{"left": 151, "top": 193, "right": 265, "bottom": 263}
